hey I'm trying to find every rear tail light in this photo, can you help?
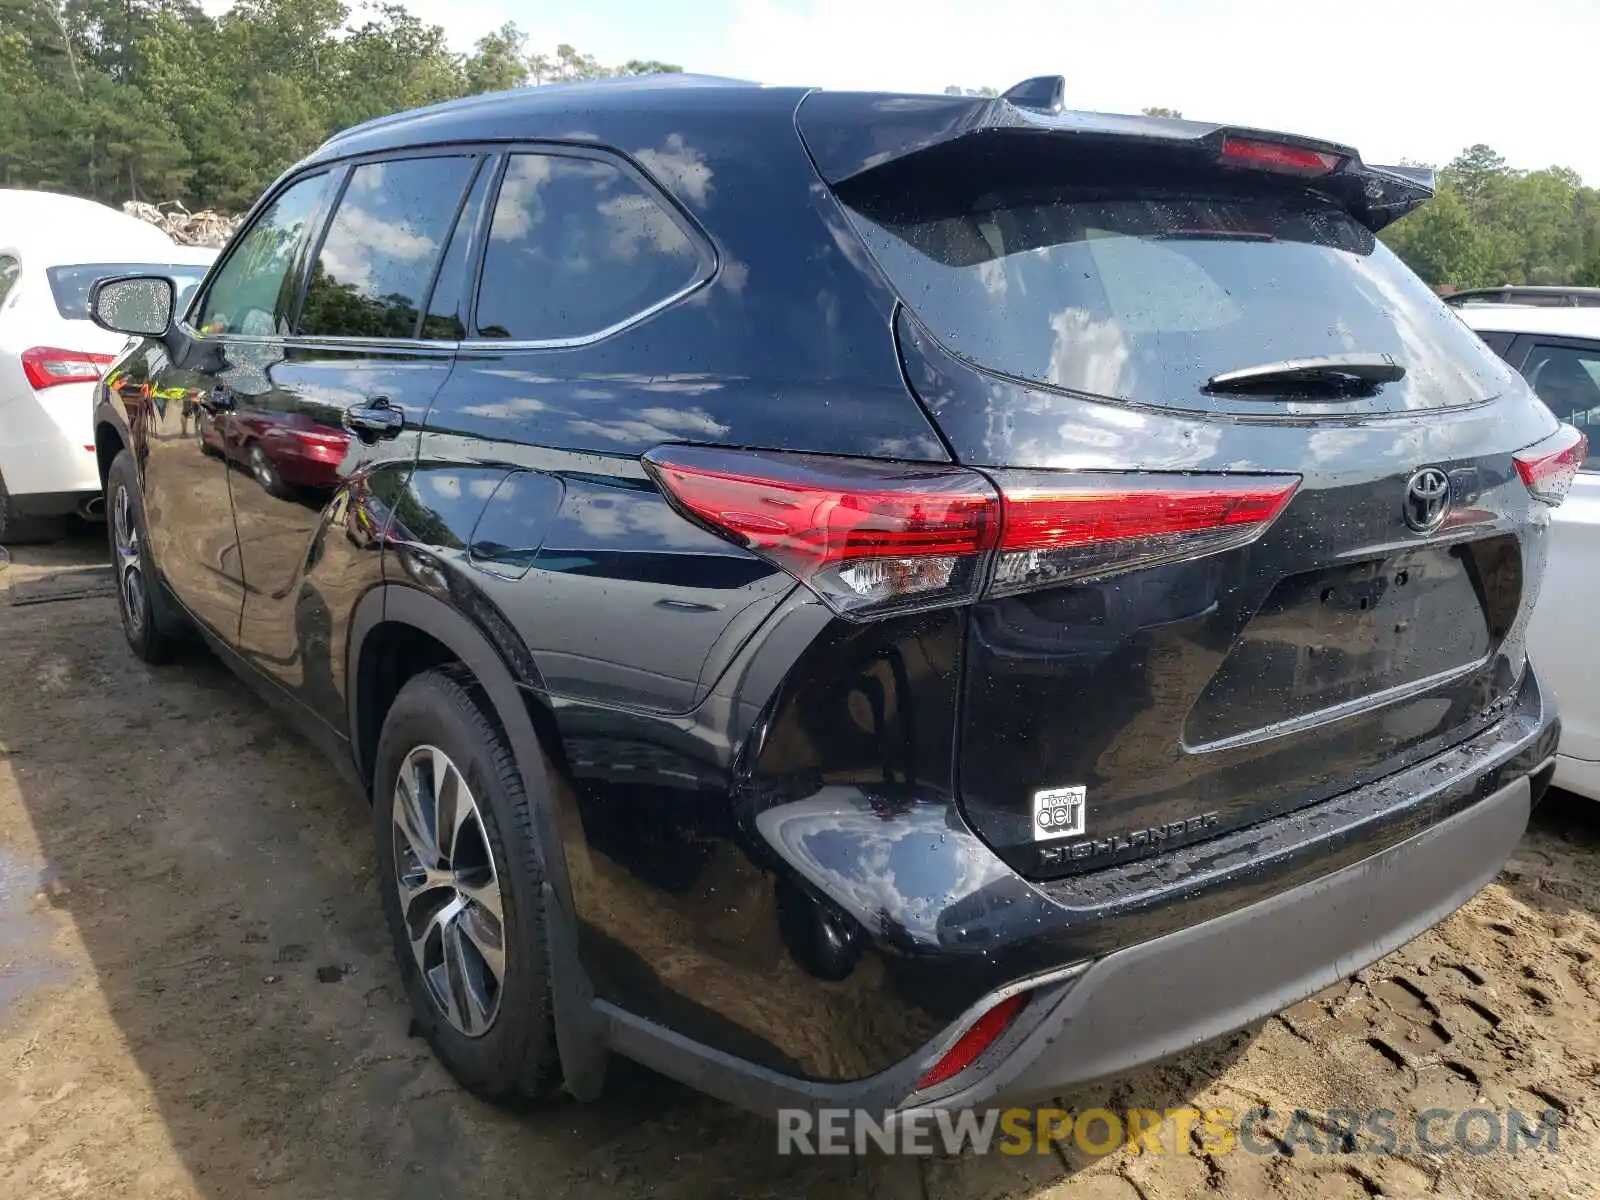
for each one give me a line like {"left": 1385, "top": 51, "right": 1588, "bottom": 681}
{"left": 21, "top": 346, "right": 117, "bottom": 390}
{"left": 988, "top": 471, "right": 1301, "bottom": 596}
{"left": 645, "top": 446, "right": 1300, "bottom": 618}
{"left": 273, "top": 428, "right": 349, "bottom": 459}
{"left": 643, "top": 446, "right": 999, "bottom": 616}
{"left": 916, "top": 992, "right": 1027, "bottom": 1092}
{"left": 1220, "top": 136, "right": 1344, "bottom": 175}
{"left": 1515, "top": 425, "right": 1587, "bottom": 506}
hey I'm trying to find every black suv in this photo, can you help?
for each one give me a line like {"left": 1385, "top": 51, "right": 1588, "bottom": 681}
{"left": 89, "top": 74, "right": 1573, "bottom": 1116}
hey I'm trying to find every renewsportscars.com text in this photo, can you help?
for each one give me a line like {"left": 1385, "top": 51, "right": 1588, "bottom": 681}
{"left": 777, "top": 1105, "right": 1562, "bottom": 1157}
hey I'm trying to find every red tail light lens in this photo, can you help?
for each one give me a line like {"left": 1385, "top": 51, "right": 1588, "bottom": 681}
{"left": 273, "top": 427, "right": 350, "bottom": 462}
{"left": 21, "top": 346, "right": 117, "bottom": 390}
{"left": 989, "top": 471, "right": 1301, "bottom": 595}
{"left": 1220, "top": 136, "right": 1344, "bottom": 174}
{"left": 646, "top": 447, "right": 1300, "bottom": 617}
{"left": 643, "top": 446, "right": 1000, "bottom": 616}
{"left": 916, "top": 992, "right": 1026, "bottom": 1092}
{"left": 1515, "top": 425, "right": 1587, "bottom": 506}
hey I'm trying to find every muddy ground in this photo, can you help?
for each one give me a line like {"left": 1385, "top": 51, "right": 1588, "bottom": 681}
{"left": 1, "top": 531, "right": 1598, "bottom": 1199}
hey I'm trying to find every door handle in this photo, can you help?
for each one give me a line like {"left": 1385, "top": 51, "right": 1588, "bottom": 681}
{"left": 344, "top": 396, "right": 404, "bottom": 441}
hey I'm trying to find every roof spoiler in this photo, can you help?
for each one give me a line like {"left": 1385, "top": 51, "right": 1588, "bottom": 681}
{"left": 796, "top": 82, "right": 1436, "bottom": 232}
{"left": 1366, "top": 163, "right": 1437, "bottom": 192}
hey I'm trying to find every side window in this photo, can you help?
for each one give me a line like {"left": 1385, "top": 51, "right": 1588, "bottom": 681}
{"left": 1524, "top": 342, "right": 1600, "bottom": 469}
{"left": 1476, "top": 330, "right": 1515, "bottom": 359}
{"left": 421, "top": 162, "right": 494, "bottom": 340}
{"left": 474, "top": 152, "right": 705, "bottom": 342}
{"left": 0, "top": 255, "right": 18, "bottom": 308}
{"left": 195, "top": 172, "right": 332, "bottom": 336}
{"left": 299, "top": 155, "right": 477, "bottom": 340}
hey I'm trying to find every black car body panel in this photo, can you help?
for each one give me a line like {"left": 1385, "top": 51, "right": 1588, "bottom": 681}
{"left": 94, "top": 75, "right": 1562, "bottom": 1105}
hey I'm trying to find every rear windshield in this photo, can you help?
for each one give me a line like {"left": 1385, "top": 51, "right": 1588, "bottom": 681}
{"left": 842, "top": 184, "right": 1511, "bottom": 410}
{"left": 46, "top": 262, "right": 210, "bottom": 321}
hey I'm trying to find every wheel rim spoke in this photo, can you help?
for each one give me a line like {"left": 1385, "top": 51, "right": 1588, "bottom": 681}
{"left": 456, "top": 900, "right": 505, "bottom": 990}
{"left": 393, "top": 766, "right": 437, "bottom": 868}
{"left": 396, "top": 860, "right": 454, "bottom": 914}
{"left": 442, "top": 916, "right": 495, "bottom": 1033}
{"left": 411, "top": 892, "right": 464, "bottom": 971}
{"left": 458, "top": 868, "right": 503, "bottom": 924}
{"left": 392, "top": 743, "right": 507, "bottom": 1038}
{"left": 433, "top": 757, "right": 468, "bottom": 866}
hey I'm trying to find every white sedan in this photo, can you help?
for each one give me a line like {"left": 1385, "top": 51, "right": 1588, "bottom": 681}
{"left": 0, "top": 190, "right": 215, "bottom": 542}
{"left": 1460, "top": 304, "right": 1600, "bottom": 799}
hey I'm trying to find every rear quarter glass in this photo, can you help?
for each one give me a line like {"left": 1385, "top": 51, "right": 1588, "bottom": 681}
{"left": 839, "top": 179, "right": 1519, "bottom": 417}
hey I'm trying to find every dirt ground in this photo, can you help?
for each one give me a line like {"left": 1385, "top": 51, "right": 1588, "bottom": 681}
{"left": 1, "top": 531, "right": 1598, "bottom": 1200}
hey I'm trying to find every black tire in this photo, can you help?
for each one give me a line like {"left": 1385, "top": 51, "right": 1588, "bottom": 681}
{"left": 373, "top": 667, "right": 562, "bottom": 1104}
{"left": 0, "top": 470, "right": 68, "bottom": 545}
{"left": 106, "top": 449, "right": 189, "bottom": 663}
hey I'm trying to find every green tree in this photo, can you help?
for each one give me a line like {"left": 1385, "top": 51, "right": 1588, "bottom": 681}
{"left": 1447, "top": 143, "right": 1510, "bottom": 214}
{"left": 528, "top": 42, "right": 603, "bottom": 84}
{"left": 1140, "top": 105, "right": 1182, "bottom": 118}
{"left": 618, "top": 59, "right": 683, "bottom": 76}
{"left": 1377, "top": 143, "right": 1600, "bottom": 289}
{"left": 1381, "top": 185, "right": 1491, "bottom": 287}
{"left": 1, "top": 0, "right": 693, "bottom": 210}
{"left": 463, "top": 22, "right": 528, "bottom": 93}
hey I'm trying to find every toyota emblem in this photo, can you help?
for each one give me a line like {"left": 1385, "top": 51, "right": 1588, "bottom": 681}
{"left": 1403, "top": 467, "right": 1451, "bottom": 532}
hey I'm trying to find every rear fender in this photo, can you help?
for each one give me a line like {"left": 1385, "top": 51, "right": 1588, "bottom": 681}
{"left": 346, "top": 583, "right": 605, "bottom": 1099}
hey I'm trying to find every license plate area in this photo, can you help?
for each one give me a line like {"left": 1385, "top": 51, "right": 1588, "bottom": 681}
{"left": 1185, "top": 547, "right": 1493, "bottom": 749}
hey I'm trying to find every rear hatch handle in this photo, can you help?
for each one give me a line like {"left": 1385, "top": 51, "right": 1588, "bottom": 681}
{"left": 1205, "top": 353, "right": 1406, "bottom": 396}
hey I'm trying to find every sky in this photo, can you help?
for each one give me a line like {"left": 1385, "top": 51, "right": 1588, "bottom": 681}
{"left": 379, "top": 0, "right": 1600, "bottom": 184}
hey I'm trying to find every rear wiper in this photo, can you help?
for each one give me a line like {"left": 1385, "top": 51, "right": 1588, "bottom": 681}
{"left": 1205, "top": 353, "right": 1406, "bottom": 396}
{"left": 1153, "top": 229, "right": 1278, "bottom": 242}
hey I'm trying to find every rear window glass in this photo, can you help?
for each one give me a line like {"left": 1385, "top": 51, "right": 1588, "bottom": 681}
{"left": 842, "top": 186, "right": 1511, "bottom": 410}
{"left": 47, "top": 262, "right": 210, "bottom": 321}
{"left": 1522, "top": 342, "right": 1600, "bottom": 469}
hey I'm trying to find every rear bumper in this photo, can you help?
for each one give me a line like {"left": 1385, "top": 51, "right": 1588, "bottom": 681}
{"left": 1552, "top": 753, "right": 1600, "bottom": 803}
{"left": 904, "top": 765, "right": 1539, "bottom": 1113}
{"left": 594, "top": 668, "right": 1556, "bottom": 1117}
{"left": 0, "top": 424, "right": 100, "bottom": 502}
{"left": 5, "top": 488, "right": 100, "bottom": 518}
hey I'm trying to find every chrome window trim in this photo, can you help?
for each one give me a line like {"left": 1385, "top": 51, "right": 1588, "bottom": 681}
{"left": 456, "top": 273, "right": 712, "bottom": 353}
{"left": 169, "top": 326, "right": 462, "bottom": 356}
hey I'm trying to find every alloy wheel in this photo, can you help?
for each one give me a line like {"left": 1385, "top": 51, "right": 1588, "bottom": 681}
{"left": 250, "top": 445, "right": 276, "bottom": 491}
{"left": 112, "top": 483, "right": 145, "bottom": 639}
{"left": 391, "top": 744, "right": 507, "bottom": 1037}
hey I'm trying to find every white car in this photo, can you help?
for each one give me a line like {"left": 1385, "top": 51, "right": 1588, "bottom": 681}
{"left": 0, "top": 190, "right": 216, "bottom": 542}
{"left": 1460, "top": 304, "right": 1600, "bottom": 799}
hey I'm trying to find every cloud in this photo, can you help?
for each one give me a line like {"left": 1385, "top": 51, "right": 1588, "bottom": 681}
{"left": 565, "top": 404, "right": 730, "bottom": 445}
{"left": 487, "top": 154, "right": 556, "bottom": 242}
{"left": 319, "top": 202, "right": 441, "bottom": 292}
{"left": 633, "top": 133, "right": 713, "bottom": 206}
{"left": 218, "top": 0, "right": 1600, "bottom": 189}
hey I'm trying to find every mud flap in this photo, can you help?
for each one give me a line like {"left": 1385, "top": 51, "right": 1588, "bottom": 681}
{"left": 545, "top": 881, "right": 608, "bottom": 1101}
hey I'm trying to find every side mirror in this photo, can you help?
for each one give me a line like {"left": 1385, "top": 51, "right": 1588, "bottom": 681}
{"left": 89, "top": 275, "right": 175, "bottom": 337}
